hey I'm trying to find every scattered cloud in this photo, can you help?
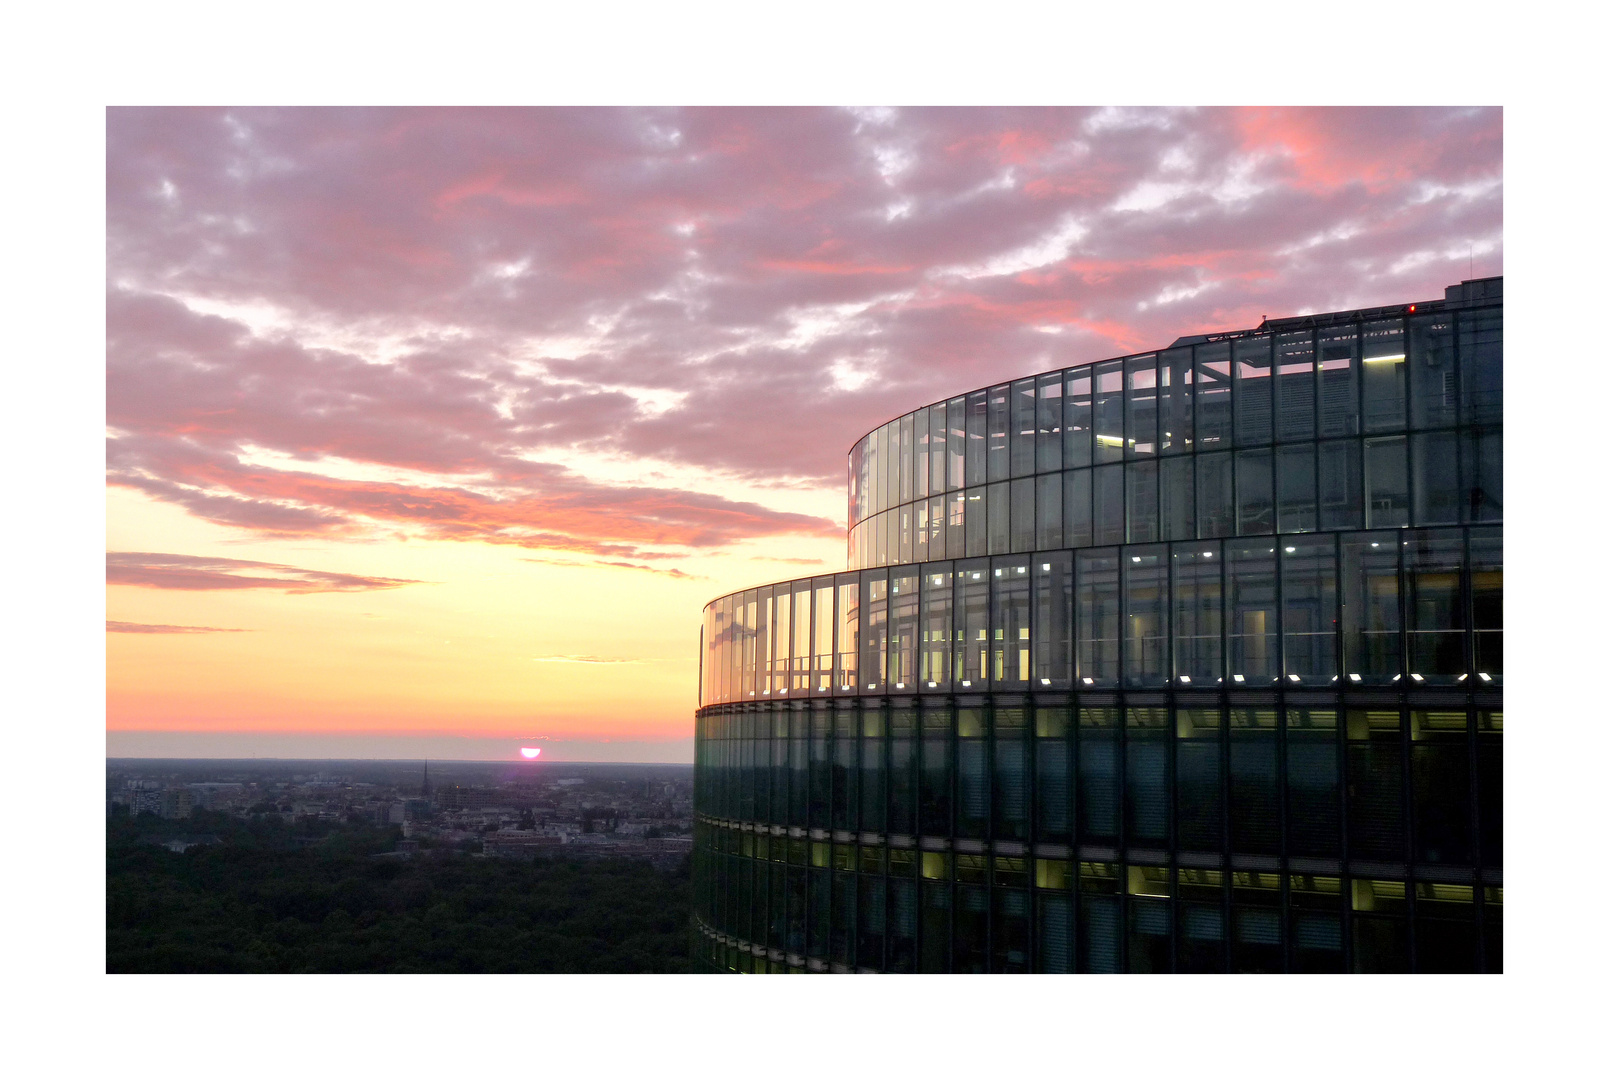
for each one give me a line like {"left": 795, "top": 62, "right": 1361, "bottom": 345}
{"left": 529, "top": 654, "right": 656, "bottom": 665}
{"left": 106, "top": 621, "right": 252, "bottom": 634}
{"left": 107, "top": 552, "right": 424, "bottom": 593}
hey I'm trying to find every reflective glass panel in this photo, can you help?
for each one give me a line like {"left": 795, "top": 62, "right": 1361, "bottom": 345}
{"left": 1276, "top": 330, "right": 1316, "bottom": 441}
{"left": 1317, "top": 324, "right": 1358, "bottom": 437}
{"left": 1076, "top": 549, "right": 1120, "bottom": 686}
{"left": 1172, "top": 542, "right": 1222, "bottom": 685}
{"left": 1123, "top": 546, "right": 1168, "bottom": 687}
{"left": 1194, "top": 341, "right": 1233, "bottom": 450}
{"left": 919, "top": 564, "right": 953, "bottom": 690}
{"left": 992, "top": 558, "right": 1032, "bottom": 687}
{"left": 1226, "top": 539, "right": 1278, "bottom": 685}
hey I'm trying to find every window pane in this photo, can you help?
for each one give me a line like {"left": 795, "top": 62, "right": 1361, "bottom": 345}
{"left": 1318, "top": 439, "right": 1363, "bottom": 530}
{"left": 1126, "top": 460, "right": 1159, "bottom": 543}
{"left": 929, "top": 402, "right": 948, "bottom": 494}
{"left": 1075, "top": 549, "right": 1120, "bottom": 686}
{"left": 1236, "top": 448, "right": 1273, "bottom": 535}
{"left": 1365, "top": 436, "right": 1409, "bottom": 528}
{"left": 1011, "top": 378, "right": 1036, "bottom": 477}
{"left": 1036, "top": 372, "right": 1063, "bottom": 472}
{"left": 1035, "top": 472, "right": 1063, "bottom": 550}
{"left": 1010, "top": 476, "right": 1034, "bottom": 552}
{"left": 1317, "top": 324, "right": 1359, "bottom": 437}
{"left": 1408, "top": 313, "right": 1457, "bottom": 429}
{"left": 1064, "top": 367, "right": 1092, "bottom": 468}
{"left": 1229, "top": 713, "right": 1279, "bottom": 855}
{"left": 965, "top": 489, "right": 987, "bottom": 557}
{"left": 956, "top": 710, "right": 987, "bottom": 839}
{"left": 888, "top": 571, "right": 919, "bottom": 691}
{"left": 1126, "top": 354, "right": 1157, "bottom": 457}
{"left": 927, "top": 495, "right": 945, "bottom": 560}
{"left": 1469, "top": 528, "right": 1502, "bottom": 683}
{"left": 987, "top": 482, "right": 1010, "bottom": 555}
{"left": 859, "top": 572, "right": 887, "bottom": 692}
{"left": 1126, "top": 711, "right": 1169, "bottom": 846}
{"left": 1276, "top": 330, "right": 1316, "bottom": 441}
{"left": 987, "top": 385, "right": 1010, "bottom": 483}
{"left": 914, "top": 405, "right": 931, "bottom": 500}
{"left": 1093, "top": 463, "right": 1124, "bottom": 546}
{"left": 1281, "top": 536, "right": 1337, "bottom": 684}
{"left": 1161, "top": 455, "right": 1195, "bottom": 541}
{"left": 899, "top": 412, "right": 914, "bottom": 506}
{"left": 1032, "top": 553, "right": 1072, "bottom": 687}
{"left": 919, "top": 564, "right": 953, "bottom": 690}
{"left": 1159, "top": 346, "right": 1193, "bottom": 454}
{"left": 1176, "top": 726, "right": 1223, "bottom": 851}
{"left": 813, "top": 580, "right": 835, "bottom": 693}
{"left": 913, "top": 499, "right": 928, "bottom": 564}
{"left": 956, "top": 559, "right": 989, "bottom": 689}
{"left": 1064, "top": 468, "right": 1092, "bottom": 548}
{"left": 1464, "top": 428, "right": 1502, "bottom": 522}
{"left": 1195, "top": 341, "right": 1233, "bottom": 451}
{"left": 945, "top": 490, "right": 964, "bottom": 558}
{"left": 1405, "top": 529, "right": 1466, "bottom": 684}
{"left": 1412, "top": 431, "right": 1460, "bottom": 525}
{"left": 1233, "top": 336, "right": 1273, "bottom": 446}
{"left": 1093, "top": 360, "right": 1125, "bottom": 463}
{"left": 1277, "top": 444, "right": 1316, "bottom": 533}
{"left": 1123, "top": 545, "right": 1168, "bottom": 687}
{"left": 1197, "top": 451, "right": 1234, "bottom": 538}
{"left": 966, "top": 390, "right": 988, "bottom": 489}
{"left": 991, "top": 558, "right": 1031, "bottom": 688}
{"left": 1034, "top": 707, "right": 1071, "bottom": 842}
{"left": 919, "top": 705, "right": 952, "bottom": 837}
{"left": 1078, "top": 713, "right": 1119, "bottom": 843}
{"left": 1341, "top": 533, "right": 1401, "bottom": 684}
{"left": 1226, "top": 539, "right": 1278, "bottom": 685}
{"left": 947, "top": 397, "right": 967, "bottom": 490}
{"left": 1361, "top": 318, "right": 1406, "bottom": 432}
{"left": 888, "top": 709, "right": 916, "bottom": 837}
{"left": 1172, "top": 542, "right": 1222, "bottom": 686}
{"left": 1286, "top": 709, "right": 1340, "bottom": 858}
{"left": 1459, "top": 308, "right": 1502, "bottom": 425}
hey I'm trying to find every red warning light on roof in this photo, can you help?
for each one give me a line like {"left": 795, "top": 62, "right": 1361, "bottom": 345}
{"left": 1409, "top": 304, "right": 1416, "bottom": 312}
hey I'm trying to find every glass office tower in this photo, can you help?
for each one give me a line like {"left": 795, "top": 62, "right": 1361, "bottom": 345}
{"left": 693, "top": 277, "right": 1502, "bottom": 973}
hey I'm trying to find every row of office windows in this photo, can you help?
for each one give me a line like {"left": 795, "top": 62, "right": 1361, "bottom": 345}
{"left": 701, "top": 526, "right": 1502, "bottom": 705}
{"left": 848, "top": 307, "right": 1502, "bottom": 527}
{"left": 689, "top": 855, "right": 1502, "bottom": 973}
{"left": 693, "top": 705, "right": 1502, "bottom": 868}
{"left": 847, "top": 428, "right": 1501, "bottom": 568}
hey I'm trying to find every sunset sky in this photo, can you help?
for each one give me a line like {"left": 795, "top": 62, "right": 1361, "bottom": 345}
{"left": 106, "top": 106, "right": 1503, "bottom": 762}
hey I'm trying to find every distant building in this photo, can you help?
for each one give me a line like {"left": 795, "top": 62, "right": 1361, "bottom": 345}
{"left": 483, "top": 832, "right": 563, "bottom": 859}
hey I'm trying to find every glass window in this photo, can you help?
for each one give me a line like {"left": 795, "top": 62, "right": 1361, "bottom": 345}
{"left": 913, "top": 499, "right": 928, "bottom": 565}
{"left": 850, "top": 437, "right": 867, "bottom": 527}
{"left": 1361, "top": 318, "right": 1407, "bottom": 432}
{"left": 1010, "top": 476, "right": 1035, "bottom": 552}
{"left": 1064, "top": 367, "right": 1093, "bottom": 468}
{"left": 1126, "top": 460, "right": 1159, "bottom": 543}
{"left": 774, "top": 588, "right": 793, "bottom": 696}
{"left": 789, "top": 709, "right": 809, "bottom": 826}
{"left": 899, "top": 504, "right": 913, "bottom": 565}
{"left": 1036, "top": 372, "right": 1063, "bottom": 473}
{"left": 1078, "top": 863, "right": 1121, "bottom": 973}
{"left": 1405, "top": 529, "right": 1465, "bottom": 684}
{"left": 1277, "top": 444, "right": 1316, "bottom": 533}
{"left": 1161, "top": 455, "right": 1195, "bottom": 541}
{"left": 1469, "top": 528, "right": 1501, "bottom": 683}
{"left": 1093, "top": 359, "right": 1125, "bottom": 463}
{"left": 888, "top": 709, "right": 917, "bottom": 837}
{"left": 833, "top": 707, "right": 858, "bottom": 832}
{"left": 1123, "top": 546, "right": 1168, "bottom": 687}
{"left": 987, "top": 482, "right": 1010, "bottom": 555}
{"left": 1075, "top": 550, "right": 1120, "bottom": 686}
{"left": 1197, "top": 451, "right": 1234, "bottom": 538}
{"left": 1226, "top": 539, "right": 1278, "bottom": 685}
{"left": 1233, "top": 336, "right": 1273, "bottom": 446}
{"left": 1231, "top": 870, "right": 1283, "bottom": 972}
{"left": 1125, "top": 710, "right": 1169, "bottom": 846}
{"left": 1064, "top": 468, "right": 1093, "bottom": 548}
{"left": 956, "top": 559, "right": 989, "bottom": 689}
{"left": 1364, "top": 436, "right": 1409, "bottom": 528}
{"left": 1276, "top": 330, "right": 1316, "bottom": 441}
{"left": 1159, "top": 347, "right": 1193, "bottom": 454}
{"left": 1411, "top": 711, "right": 1473, "bottom": 866}
{"left": 986, "top": 385, "right": 1010, "bottom": 483}
{"left": 1346, "top": 712, "right": 1406, "bottom": 863}
{"left": 1229, "top": 714, "right": 1279, "bottom": 856}
{"left": 965, "top": 488, "right": 987, "bottom": 557}
{"left": 859, "top": 571, "right": 887, "bottom": 692}
{"left": 1176, "top": 710, "right": 1223, "bottom": 851}
{"left": 945, "top": 489, "right": 965, "bottom": 558}
{"left": 1032, "top": 553, "right": 1072, "bottom": 687}
{"left": 898, "top": 412, "right": 915, "bottom": 506}
{"left": 887, "top": 571, "right": 919, "bottom": 692}
{"left": 1318, "top": 439, "right": 1363, "bottom": 530}
{"left": 992, "top": 558, "right": 1032, "bottom": 687}
{"left": 1177, "top": 869, "right": 1226, "bottom": 973}
{"left": 1077, "top": 713, "right": 1119, "bottom": 844}
{"left": 1194, "top": 341, "right": 1232, "bottom": 450}
{"left": 1281, "top": 536, "right": 1336, "bottom": 684}
{"left": 947, "top": 397, "right": 967, "bottom": 490}
{"left": 1125, "top": 354, "right": 1157, "bottom": 457}
{"left": 1459, "top": 308, "right": 1502, "bottom": 425}
{"left": 1172, "top": 543, "right": 1222, "bottom": 685}
{"left": 1011, "top": 378, "right": 1036, "bottom": 477}
{"left": 1236, "top": 448, "right": 1273, "bottom": 535}
{"left": 1412, "top": 431, "right": 1460, "bottom": 525}
{"left": 919, "top": 706, "right": 952, "bottom": 837}
{"left": 915, "top": 405, "right": 931, "bottom": 501}
{"left": 1034, "top": 708, "right": 1071, "bottom": 842}
{"left": 928, "top": 401, "right": 948, "bottom": 494}
{"left": 956, "top": 709, "right": 987, "bottom": 840}
{"left": 809, "top": 708, "right": 831, "bottom": 829}
{"left": 1408, "top": 313, "right": 1457, "bottom": 429}
{"left": 1286, "top": 709, "right": 1340, "bottom": 859}
{"left": 1317, "top": 324, "right": 1358, "bottom": 437}
{"left": 1341, "top": 534, "right": 1402, "bottom": 685}
{"left": 993, "top": 709, "right": 1029, "bottom": 844}
{"left": 919, "top": 563, "right": 953, "bottom": 690}
{"left": 1093, "top": 463, "right": 1124, "bottom": 546}
{"left": 813, "top": 579, "right": 835, "bottom": 694}
{"left": 1463, "top": 428, "right": 1502, "bottom": 522}
{"left": 965, "top": 390, "right": 988, "bottom": 490}
{"left": 1035, "top": 472, "right": 1062, "bottom": 550}
{"left": 926, "top": 494, "right": 946, "bottom": 560}
{"left": 836, "top": 577, "right": 859, "bottom": 692}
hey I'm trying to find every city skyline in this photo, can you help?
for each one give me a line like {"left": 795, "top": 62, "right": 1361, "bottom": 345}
{"left": 107, "top": 107, "right": 1503, "bottom": 761}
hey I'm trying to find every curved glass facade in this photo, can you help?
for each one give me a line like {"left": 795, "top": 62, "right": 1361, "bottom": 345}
{"left": 694, "top": 278, "right": 1502, "bottom": 973}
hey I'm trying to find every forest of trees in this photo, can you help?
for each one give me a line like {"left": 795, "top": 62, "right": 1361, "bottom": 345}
{"left": 106, "top": 809, "right": 695, "bottom": 973}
